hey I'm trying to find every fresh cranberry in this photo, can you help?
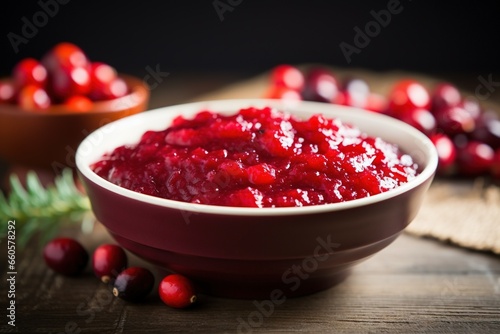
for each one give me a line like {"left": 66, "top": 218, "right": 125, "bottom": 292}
{"left": 159, "top": 274, "right": 197, "bottom": 309}
{"left": 264, "top": 86, "right": 302, "bottom": 100}
{"left": 17, "top": 84, "right": 51, "bottom": 110}
{"left": 333, "top": 91, "right": 347, "bottom": 105}
{"left": 113, "top": 267, "right": 155, "bottom": 302}
{"left": 341, "top": 78, "right": 370, "bottom": 108}
{"left": 270, "top": 64, "right": 304, "bottom": 91}
{"left": 435, "top": 106, "right": 475, "bottom": 136}
{"left": 471, "top": 110, "right": 500, "bottom": 149}
{"left": 41, "top": 42, "right": 90, "bottom": 73}
{"left": 388, "top": 79, "right": 431, "bottom": 117}
{"left": 302, "top": 68, "right": 339, "bottom": 103}
{"left": 430, "top": 133, "right": 457, "bottom": 175}
{"left": 43, "top": 238, "right": 89, "bottom": 276}
{"left": 90, "top": 62, "right": 117, "bottom": 84}
{"left": 456, "top": 141, "right": 495, "bottom": 175}
{"left": 89, "top": 77, "right": 128, "bottom": 101}
{"left": 12, "top": 58, "right": 48, "bottom": 89}
{"left": 0, "top": 80, "right": 16, "bottom": 103}
{"left": 89, "top": 62, "right": 118, "bottom": 99}
{"left": 399, "top": 108, "right": 437, "bottom": 137}
{"left": 41, "top": 42, "right": 92, "bottom": 100}
{"left": 50, "top": 65, "right": 92, "bottom": 100}
{"left": 431, "top": 82, "right": 461, "bottom": 113}
{"left": 92, "top": 244, "right": 128, "bottom": 283}
{"left": 365, "top": 93, "right": 389, "bottom": 113}
{"left": 64, "top": 95, "right": 94, "bottom": 112}
{"left": 337, "top": 91, "right": 367, "bottom": 108}
{"left": 459, "top": 98, "right": 482, "bottom": 121}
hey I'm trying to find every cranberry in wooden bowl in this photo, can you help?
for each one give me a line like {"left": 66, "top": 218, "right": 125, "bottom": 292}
{"left": 0, "top": 42, "right": 150, "bottom": 171}
{"left": 0, "top": 76, "right": 149, "bottom": 170}
{"left": 76, "top": 99, "right": 438, "bottom": 299}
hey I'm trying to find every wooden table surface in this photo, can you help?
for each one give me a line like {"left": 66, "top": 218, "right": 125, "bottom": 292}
{"left": 1, "top": 70, "right": 500, "bottom": 333}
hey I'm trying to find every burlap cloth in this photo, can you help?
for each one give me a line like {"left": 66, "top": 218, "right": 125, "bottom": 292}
{"left": 192, "top": 66, "right": 500, "bottom": 255}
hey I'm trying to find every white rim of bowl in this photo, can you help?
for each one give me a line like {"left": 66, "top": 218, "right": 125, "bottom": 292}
{"left": 76, "top": 99, "right": 438, "bottom": 217}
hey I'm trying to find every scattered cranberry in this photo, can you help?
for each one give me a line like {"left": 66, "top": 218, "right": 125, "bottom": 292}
{"left": 342, "top": 78, "right": 370, "bottom": 108}
{"left": 457, "top": 141, "right": 495, "bottom": 176}
{"left": 431, "top": 82, "right": 461, "bottom": 113}
{"left": 302, "top": 68, "right": 339, "bottom": 103}
{"left": 430, "top": 133, "right": 457, "bottom": 175}
{"left": 0, "top": 80, "right": 16, "bottom": 103}
{"left": 43, "top": 238, "right": 89, "bottom": 276}
{"left": 92, "top": 244, "right": 128, "bottom": 283}
{"left": 435, "top": 106, "right": 475, "bottom": 136}
{"left": 365, "top": 93, "right": 388, "bottom": 113}
{"left": 388, "top": 79, "right": 431, "bottom": 117}
{"left": 460, "top": 98, "right": 482, "bottom": 121}
{"left": 263, "top": 65, "right": 500, "bottom": 179}
{"left": 113, "top": 267, "right": 155, "bottom": 302}
{"left": 399, "top": 108, "right": 437, "bottom": 137}
{"left": 17, "top": 85, "right": 51, "bottom": 110}
{"left": 471, "top": 110, "right": 500, "bottom": 149}
{"left": 159, "top": 274, "right": 197, "bottom": 309}
{"left": 270, "top": 64, "right": 304, "bottom": 91}
{"left": 12, "top": 58, "right": 48, "bottom": 89}
{"left": 264, "top": 86, "right": 302, "bottom": 101}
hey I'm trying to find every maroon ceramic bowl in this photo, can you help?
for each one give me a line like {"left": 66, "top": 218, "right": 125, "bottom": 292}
{"left": 0, "top": 75, "right": 149, "bottom": 170}
{"left": 76, "top": 99, "right": 438, "bottom": 299}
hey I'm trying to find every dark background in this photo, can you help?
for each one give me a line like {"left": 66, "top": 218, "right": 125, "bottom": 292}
{"left": 1, "top": 1, "right": 499, "bottom": 79}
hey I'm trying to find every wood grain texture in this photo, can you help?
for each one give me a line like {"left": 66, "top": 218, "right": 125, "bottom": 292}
{"left": 1, "top": 223, "right": 499, "bottom": 333}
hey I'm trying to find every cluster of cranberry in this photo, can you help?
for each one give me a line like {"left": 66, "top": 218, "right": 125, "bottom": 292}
{"left": 43, "top": 237, "right": 197, "bottom": 309}
{"left": 0, "top": 42, "right": 128, "bottom": 112}
{"left": 265, "top": 65, "right": 500, "bottom": 179}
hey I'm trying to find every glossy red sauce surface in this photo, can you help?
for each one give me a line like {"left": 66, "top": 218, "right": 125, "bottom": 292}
{"left": 91, "top": 107, "right": 418, "bottom": 207}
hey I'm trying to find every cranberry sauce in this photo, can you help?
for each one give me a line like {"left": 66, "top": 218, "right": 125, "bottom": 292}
{"left": 91, "top": 107, "right": 418, "bottom": 207}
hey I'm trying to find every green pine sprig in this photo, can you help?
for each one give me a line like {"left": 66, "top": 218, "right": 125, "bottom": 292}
{"left": 0, "top": 169, "right": 92, "bottom": 247}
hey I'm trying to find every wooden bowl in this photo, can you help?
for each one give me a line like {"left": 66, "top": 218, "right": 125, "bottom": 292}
{"left": 0, "top": 75, "right": 149, "bottom": 171}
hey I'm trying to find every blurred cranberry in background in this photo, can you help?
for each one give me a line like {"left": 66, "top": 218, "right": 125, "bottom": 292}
{"left": 431, "top": 83, "right": 461, "bottom": 113}
{"left": 430, "top": 133, "right": 457, "bottom": 175}
{"left": 456, "top": 141, "right": 495, "bottom": 176}
{"left": 399, "top": 108, "right": 437, "bottom": 137}
{"left": 388, "top": 79, "right": 431, "bottom": 117}
{"left": 270, "top": 64, "right": 304, "bottom": 92}
{"left": 302, "top": 68, "right": 339, "bottom": 103}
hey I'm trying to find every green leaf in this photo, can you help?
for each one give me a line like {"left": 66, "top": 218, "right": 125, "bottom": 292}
{"left": 0, "top": 168, "right": 92, "bottom": 247}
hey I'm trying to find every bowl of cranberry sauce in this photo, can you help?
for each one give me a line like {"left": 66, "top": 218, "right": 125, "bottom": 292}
{"left": 76, "top": 99, "right": 438, "bottom": 299}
